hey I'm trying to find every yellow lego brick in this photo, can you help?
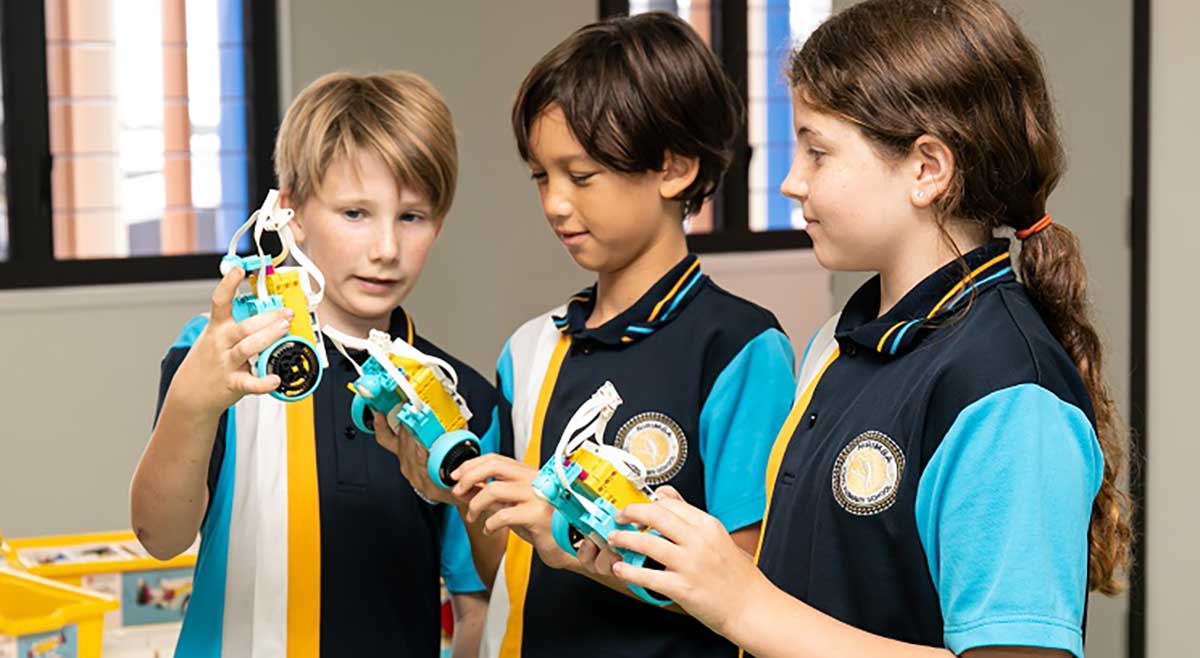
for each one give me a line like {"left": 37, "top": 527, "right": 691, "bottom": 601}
{"left": 391, "top": 356, "right": 468, "bottom": 433}
{"left": 249, "top": 270, "right": 318, "bottom": 344}
{"left": 570, "top": 448, "right": 652, "bottom": 509}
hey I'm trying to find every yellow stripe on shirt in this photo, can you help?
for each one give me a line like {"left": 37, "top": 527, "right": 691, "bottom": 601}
{"left": 928, "top": 252, "right": 1010, "bottom": 318}
{"left": 286, "top": 397, "right": 320, "bottom": 658}
{"left": 647, "top": 259, "right": 701, "bottom": 323}
{"left": 499, "top": 334, "right": 572, "bottom": 658}
{"left": 752, "top": 348, "right": 841, "bottom": 564}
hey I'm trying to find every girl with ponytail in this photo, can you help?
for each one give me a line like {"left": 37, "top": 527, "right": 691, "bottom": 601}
{"left": 595, "top": 1, "right": 1131, "bottom": 656}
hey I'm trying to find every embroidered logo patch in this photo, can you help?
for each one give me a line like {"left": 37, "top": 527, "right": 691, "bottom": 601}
{"left": 615, "top": 412, "right": 687, "bottom": 485}
{"left": 832, "top": 430, "right": 905, "bottom": 516}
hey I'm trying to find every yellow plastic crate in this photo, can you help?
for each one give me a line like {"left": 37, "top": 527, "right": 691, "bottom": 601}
{"left": 0, "top": 567, "right": 118, "bottom": 658}
{"left": 3, "top": 531, "right": 197, "bottom": 630}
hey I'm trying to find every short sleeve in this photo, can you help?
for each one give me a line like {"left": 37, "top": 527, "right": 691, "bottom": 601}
{"left": 438, "top": 503, "right": 486, "bottom": 593}
{"left": 698, "top": 328, "right": 797, "bottom": 531}
{"left": 495, "top": 340, "right": 516, "bottom": 459}
{"left": 915, "top": 383, "right": 1103, "bottom": 658}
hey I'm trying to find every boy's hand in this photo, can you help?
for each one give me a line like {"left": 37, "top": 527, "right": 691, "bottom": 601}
{"left": 169, "top": 267, "right": 292, "bottom": 417}
{"left": 373, "top": 412, "right": 457, "bottom": 505}
{"left": 451, "top": 455, "right": 577, "bottom": 569}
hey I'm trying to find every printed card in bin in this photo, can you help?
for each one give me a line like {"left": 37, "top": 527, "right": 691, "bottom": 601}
{"left": 2, "top": 531, "right": 198, "bottom": 630}
{"left": 0, "top": 566, "right": 118, "bottom": 658}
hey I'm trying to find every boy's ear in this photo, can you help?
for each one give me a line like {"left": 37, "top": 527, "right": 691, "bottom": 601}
{"left": 279, "top": 190, "right": 306, "bottom": 243}
{"left": 658, "top": 151, "right": 700, "bottom": 201}
{"left": 908, "top": 135, "right": 956, "bottom": 209}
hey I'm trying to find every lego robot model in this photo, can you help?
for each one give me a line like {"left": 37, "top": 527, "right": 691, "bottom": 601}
{"left": 322, "top": 326, "right": 481, "bottom": 489}
{"left": 218, "top": 190, "right": 329, "bottom": 402}
{"left": 531, "top": 382, "right": 674, "bottom": 606}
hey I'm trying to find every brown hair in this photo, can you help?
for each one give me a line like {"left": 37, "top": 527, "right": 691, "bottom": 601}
{"left": 512, "top": 12, "right": 743, "bottom": 217}
{"left": 791, "top": 0, "right": 1129, "bottom": 593}
{"left": 275, "top": 71, "right": 458, "bottom": 219}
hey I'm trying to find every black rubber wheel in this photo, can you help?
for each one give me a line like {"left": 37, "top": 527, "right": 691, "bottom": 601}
{"left": 437, "top": 441, "right": 482, "bottom": 486}
{"left": 360, "top": 403, "right": 375, "bottom": 431}
{"left": 266, "top": 340, "right": 321, "bottom": 399}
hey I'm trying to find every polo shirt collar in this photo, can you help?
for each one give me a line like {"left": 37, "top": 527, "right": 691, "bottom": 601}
{"left": 552, "top": 254, "right": 707, "bottom": 346}
{"left": 836, "top": 239, "right": 1016, "bottom": 357}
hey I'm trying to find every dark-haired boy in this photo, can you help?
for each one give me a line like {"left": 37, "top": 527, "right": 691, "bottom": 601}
{"left": 439, "top": 12, "right": 797, "bottom": 658}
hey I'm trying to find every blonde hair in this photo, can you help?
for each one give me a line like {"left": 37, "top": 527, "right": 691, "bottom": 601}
{"left": 274, "top": 71, "right": 457, "bottom": 219}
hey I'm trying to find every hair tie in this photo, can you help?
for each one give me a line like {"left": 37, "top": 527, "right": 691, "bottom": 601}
{"left": 1016, "top": 214, "right": 1053, "bottom": 240}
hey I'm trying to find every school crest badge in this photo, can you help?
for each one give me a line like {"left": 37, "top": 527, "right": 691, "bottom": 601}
{"left": 832, "top": 430, "right": 905, "bottom": 515}
{"left": 615, "top": 412, "right": 687, "bottom": 486}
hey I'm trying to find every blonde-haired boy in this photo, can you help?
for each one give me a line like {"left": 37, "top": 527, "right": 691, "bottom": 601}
{"left": 132, "top": 71, "right": 493, "bottom": 658}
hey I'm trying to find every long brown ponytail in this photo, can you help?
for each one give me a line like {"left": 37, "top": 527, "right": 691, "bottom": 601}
{"left": 790, "top": 0, "right": 1129, "bottom": 593}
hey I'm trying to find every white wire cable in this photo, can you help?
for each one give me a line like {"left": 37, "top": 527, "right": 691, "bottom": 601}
{"left": 552, "top": 382, "right": 648, "bottom": 496}
{"left": 321, "top": 324, "right": 478, "bottom": 426}
{"left": 220, "top": 190, "right": 325, "bottom": 307}
{"left": 328, "top": 331, "right": 365, "bottom": 379}
{"left": 322, "top": 325, "right": 424, "bottom": 410}
{"left": 386, "top": 338, "right": 460, "bottom": 389}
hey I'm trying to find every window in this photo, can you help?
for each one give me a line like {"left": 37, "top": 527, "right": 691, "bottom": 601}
{"left": 0, "top": 0, "right": 278, "bottom": 288}
{"left": 606, "top": 0, "right": 831, "bottom": 251}
{"left": 747, "top": 0, "right": 829, "bottom": 231}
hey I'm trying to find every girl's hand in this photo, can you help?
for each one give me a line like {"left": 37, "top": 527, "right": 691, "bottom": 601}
{"left": 170, "top": 267, "right": 291, "bottom": 416}
{"left": 451, "top": 455, "right": 576, "bottom": 569}
{"left": 606, "top": 486, "right": 770, "bottom": 636}
{"left": 571, "top": 539, "right": 632, "bottom": 593}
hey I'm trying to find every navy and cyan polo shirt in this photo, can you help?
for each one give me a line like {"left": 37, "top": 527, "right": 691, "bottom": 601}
{"left": 754, "top": 240, "right": 1102, "bottom": 658}
{"left": 482, "top": 254, "right": 797, "bottom": 658}
{"left": 154, "top": 306, "right": 495, "bottom": 658}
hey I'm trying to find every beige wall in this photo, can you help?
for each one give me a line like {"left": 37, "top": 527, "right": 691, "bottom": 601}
{"left": 1147, "top": 1, "right": 1200, "bottom": 656}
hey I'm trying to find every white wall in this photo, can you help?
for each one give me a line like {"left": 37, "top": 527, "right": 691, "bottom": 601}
{"left": 1146, "top": 1, "right": 1200, "bottom": 656}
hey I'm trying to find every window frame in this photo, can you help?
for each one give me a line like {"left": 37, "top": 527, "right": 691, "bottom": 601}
{"left": 599, "top": 0, "right": 813, "bottom": 254}
{"left": 0, "top": 0, "right": 280, "bottom": 289}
